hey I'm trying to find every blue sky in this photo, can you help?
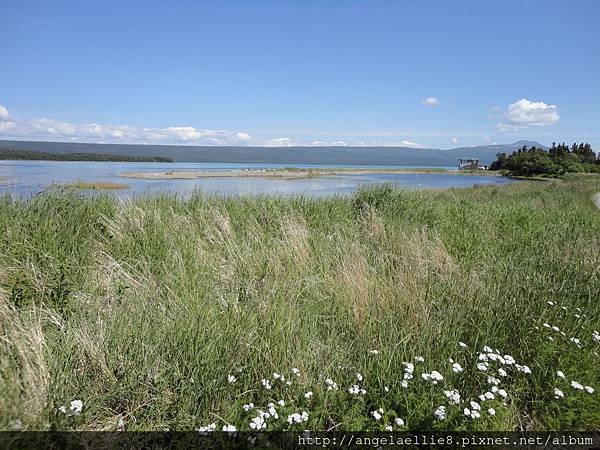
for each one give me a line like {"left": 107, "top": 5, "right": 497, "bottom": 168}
{"left": 1, "top": 0, "right": 599, "bottom": 148}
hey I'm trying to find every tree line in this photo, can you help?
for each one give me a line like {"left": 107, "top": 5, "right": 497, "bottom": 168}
{"left": 489, "top": 142, "right": 599, "bottom": 177}
{"left": 0, "top": 148, "right": 173, "bottom": 162}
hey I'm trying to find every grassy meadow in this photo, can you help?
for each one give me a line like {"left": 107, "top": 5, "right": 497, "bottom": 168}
{"left": 1, "top": 175, "right": 599, "bottom": 432}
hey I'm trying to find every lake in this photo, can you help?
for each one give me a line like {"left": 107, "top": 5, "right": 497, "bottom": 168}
{"left": 0, "top": 160, "right": 520, "bottom": 198}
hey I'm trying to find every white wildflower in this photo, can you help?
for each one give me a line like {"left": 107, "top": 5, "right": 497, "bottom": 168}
{"left": 69, "top": 400, "right": 83, "bottom": 415}
{"left": 458, "top": 341, "right": 468, "bottom": 348}
{"left": 277, "top": 399, "right": 285, "bottom": 407}
{"left": 243, "top": 403, "right": 254, "bottom": 411}
{"left": 222, "top": 425, "right": 237, "bottom": 432}
{"left": 58, "top": 406, "right": 67, "bottom": 414}
{"left": 227, "top": 374, "right": 237, "bottom": 384}
{"left": 287, "top": 411, "right": 309, "bottom": 424}
{"left": 444, "top": 389, "right": 461, "bottom": 405}
{"left": 371, "top": 409, "right": 383, "bottom": 421}
{"left": 325, "top": 378, "right": 338, "bottom": 390}
{"left": 348, "top": 385, "right": 360, "bottom": 395}
{"left": 369, "top": 350, "right": 380, "bottom": 355}
{"left": 503, "top": 355, "right": 515, "bottom": 365}
{"left": 384, "top": 425, "right": 393, "bottom": 431}
{"left": 554, "top": 388, "right": 564, "bottom": 399}
{"left": 415, "top": 356, "right": 425, "bottom": 362}
{"left": 249, "top": 416, "right": 266, "bottom": 430}
{"left": 198, "top": 423, "right": 216, "bottom": 433}
{"left": 470, "top": 401, "right": 481, "bottom": 411}
{"left": 571, "top": 380, "right": 584, "bottom": 390}
{"left": 356, "top": 373, "right": 363, "bottom": 382}
{"left": 498, "top": 368, "right": 507, "bottom": 377}
{"left": 434, "top": 406, "right": 447, "bottom": 420}
{"left": 291, "top": 368, "right": 300, "bottom": 375}
{"left": 584, "top": 386, "right": 594, "bottom": 394}
{"left": 487, "top": 408, "right": 496, "bottom": 416}
{"left": 261, "top": 379, "right": 272, "bottom": 390}
{"left": 452, "top": 362, "right": 463, "bottom": 373}
{"left": 557, "top": 370, "right": 565, "bottom": 379}
{"left": 476, "top": 363, "right": 488, "bottom": 371}
{"left": 304, "top": 391, "right": 313, "bottom": 399}
{"left": 487, "top": 376, "right": 500, "bottom": 385}
{"left": 401, "top": 380, "right": 409, "bottom": 388}
{"left": 394, "top": 418, "right": 405, "bottom": 426}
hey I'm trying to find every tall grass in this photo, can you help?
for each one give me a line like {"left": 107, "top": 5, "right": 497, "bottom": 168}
{"left": 1, "top": 177, "right": 599, "bottom": 431}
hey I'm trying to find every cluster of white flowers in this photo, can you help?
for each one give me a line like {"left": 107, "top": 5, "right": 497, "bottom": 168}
{"left": 325, "top": 378, "right": 338, "bottom": 391}
{"left": 370, "top": 408, "right": 383, "bottom": 421}
{"left": 593, "top": 330, "right": 600, "bottom": 342}
{"left": 463, "top": 401, "right": 481, "bottom": 419}
{"left": 261, "top": 379, "right": 272, "bottom": 390}
{"left": 291, "top": 368, "right": 300, "bottom": 376}
{"left": 304, "top": 391, "right": 313, "bottom": 399}
{"left": 478, "top": 391, "right": 495, "bottom": 402}
{"left": 222, "top": 424, "right": 237, "bottom": 432}
{"left": 227, "top": 374, "right": 237, "bottom": 384}
{"left": 444, "top": 389, "right": 461, "bottom": 405}
{"left": 515, "top": 364, "right": 532, "bottom": 374}
{"left": 197, "top": 423, "right": 216, "bottom": 433}
{"left": 287, "top": 411, "right": 309, "bottom": 424}
{"left": 348, "top": 385, "right": 366, "bottom": 395}
{"left": 421, "top": 371, "right": 443, "bottom": 385}
{"left": 249, "top": 415, "right": 266, "bottom": 430}
{"left": 554, "top": 388, "right": 564, "bottom": 399}
{"left": 434, "top": 405, "right": 447, "bottom": 420}
{"left": 452, "top": 362, "right": 463, "bottom": 373}
{"left": 414, "top": 356, "right": 425, "bottom": 363}
{"left": 243, "top": 403, "right": 254, "bottom": 411}
{"left": 58, "top": 400, "right": 83, "bottom": 416}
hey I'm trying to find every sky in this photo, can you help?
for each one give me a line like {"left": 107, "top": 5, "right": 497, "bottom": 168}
{"left": 1, "top": 0, "right": 599, "bottom": 149}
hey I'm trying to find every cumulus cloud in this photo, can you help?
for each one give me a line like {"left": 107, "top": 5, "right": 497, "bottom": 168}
{"left": 0, "top": 103, "right": 427, "bottom": 148}
{"left": 450, "top": 137, "right": 459, "bottom": 145}
{"left": 421, "top": 97, "right": 440, "bottom": 107}
{"left": 0, "top": 104, "right": 9, "bottom": 121}
{"left": 496, "top": 98, "right": 559, "bottom": 133}
{"left": 265, "top": 137, "right": 294, "bottom": 147}
{"left": 0, "top": 114, "right": 254, "bottom": 145}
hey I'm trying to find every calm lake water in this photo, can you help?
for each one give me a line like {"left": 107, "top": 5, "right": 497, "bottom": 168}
{"left": 0, "top": 160, "right": 520, "bottom": 198}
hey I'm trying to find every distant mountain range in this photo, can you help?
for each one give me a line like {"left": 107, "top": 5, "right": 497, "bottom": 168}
{"left": 0, "top": 139, "right": 548, "bottom": 166}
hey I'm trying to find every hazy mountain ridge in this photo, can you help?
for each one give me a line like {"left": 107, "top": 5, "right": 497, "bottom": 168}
{"left": 0, "top": 139, "right": 548, "bottom": 166}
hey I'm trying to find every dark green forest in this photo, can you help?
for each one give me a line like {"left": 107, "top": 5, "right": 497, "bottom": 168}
{"left": 0, "top": 148, "right": 172, "bottom": 162}
{"left": 489, "top": 142, "right": 599, "bottom": 177}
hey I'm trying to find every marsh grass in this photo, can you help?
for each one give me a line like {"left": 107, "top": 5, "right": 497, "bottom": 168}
{"left": 52, "top": 181, "right": 129, "bottom": 190}
{"left": 0, "top": 177, "right": 599, "bottom": 431}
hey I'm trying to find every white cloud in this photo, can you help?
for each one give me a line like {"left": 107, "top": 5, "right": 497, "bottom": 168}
{"left": 450, "top": 137, "right": 459, "bottom": 145}
{"left": 0, "top": 104, "right": 10, "bottom": 121}
{"left": 0, "top": 115, "right": 254, "bottom": 145}
{"left": 421, "top": 97, "right": 440, "bottom": 107}
{"left": 265, "top": 137, "right": 294, "bottom": 147}
{"left": 399, "top": 140, "right": 422, "bottom": 148}
{"left": 496, "top": 98, "right": 559, "bottom": 133}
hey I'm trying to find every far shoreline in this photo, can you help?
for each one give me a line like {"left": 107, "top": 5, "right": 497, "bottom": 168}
{"left": 119, "top": 167, "right": 503, "bottom": 180}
